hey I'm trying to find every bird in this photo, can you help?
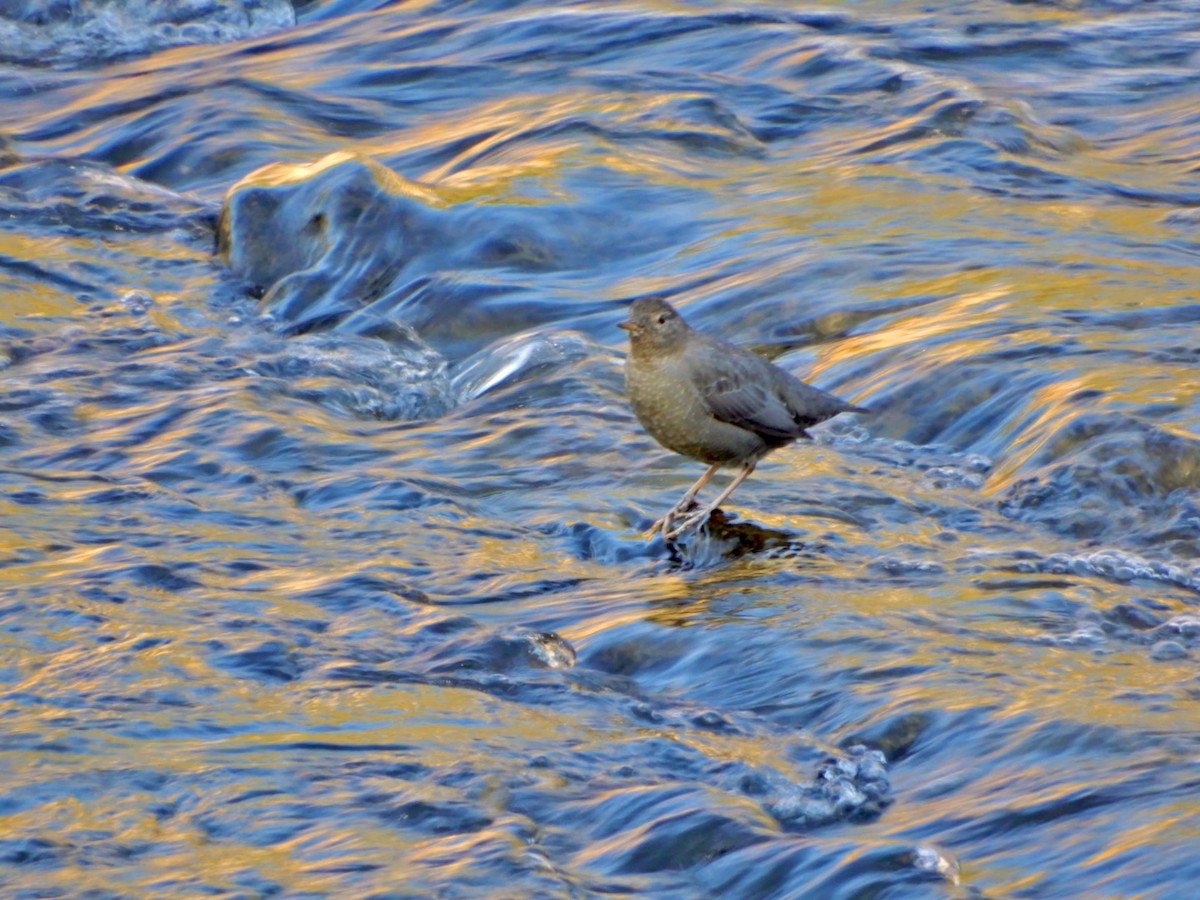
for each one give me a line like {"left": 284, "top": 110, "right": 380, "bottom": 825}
{"left": 619, "top": 297, "right": 867, "bottom": 540}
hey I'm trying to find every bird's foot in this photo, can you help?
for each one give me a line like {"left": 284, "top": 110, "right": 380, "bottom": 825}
{"left": 645, "top": 498, "right": 701, "bottom": 539}
{"left": 646, "top": 512, "right": 677, "bottom": 539}
{"left": 662, "top": 505, "right": 716, "bottom": 541}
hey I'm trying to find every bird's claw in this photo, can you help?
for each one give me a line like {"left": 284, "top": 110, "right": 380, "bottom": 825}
{"left": 662, "top": 508, "right": 712, "bottom": 541}
{"left": 645, "top": 498, "right": 700, "bottom": 540}
{"left": 646, "top": 512, "right": 677, "bottom": 539}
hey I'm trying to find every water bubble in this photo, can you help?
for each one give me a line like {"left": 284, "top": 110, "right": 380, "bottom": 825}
{"left": 120, "top": 290, "right": 154, "bottom": 315}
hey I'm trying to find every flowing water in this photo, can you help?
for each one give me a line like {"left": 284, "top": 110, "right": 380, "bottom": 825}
{"left": 2, "top": 1, "right": 1199, "bottom": 897}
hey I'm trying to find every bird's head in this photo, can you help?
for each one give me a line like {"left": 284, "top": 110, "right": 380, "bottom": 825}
{"left": 619, "top": 298, "right": 690, "bottom": 353}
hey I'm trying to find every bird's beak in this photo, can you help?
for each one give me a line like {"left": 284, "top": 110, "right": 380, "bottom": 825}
{"left": 618, "top": 320, "right": 636, "bottom": 332}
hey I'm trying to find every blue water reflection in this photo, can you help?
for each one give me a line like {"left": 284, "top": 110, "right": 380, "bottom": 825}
{"left": 1, "top": 0, "right": 1198, "bottom": 896}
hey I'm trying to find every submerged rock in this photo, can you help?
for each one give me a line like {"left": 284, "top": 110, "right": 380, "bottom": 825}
{"left": 219, "top": 152, "right": 449, "bottom": 321}
{"left": 1149, "top": 640, "right": 1189, "bottom": 661}
{"left": 997, "top": 413, "right": 1200, "bottom": 556}
{"left": 218, "top": 150, "right": 618, "bottom": 358}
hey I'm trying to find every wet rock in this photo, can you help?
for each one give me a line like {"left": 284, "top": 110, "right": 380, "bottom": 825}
{"left": 524, "top": 632, "right": 578, "bottom": 670}
{"left": 0, "top": 0, "right": 295, "bottom": 67}
{"left": 656, "top": 509, "right": 806, "bottom": 564}
{"left": 843, "top": 712, "right": 930, "bottom": 762}
{"left": 424, "top": 628, "right": 578, "bottom": 677}
{"left": 766, "top": 746, "right": 891, "bottom": 829}
{"left": 1149, "top": 640, "right": 1188, "bottom": 661}
{"left": 912, "top": 844, "right": 961, "bottom": 885}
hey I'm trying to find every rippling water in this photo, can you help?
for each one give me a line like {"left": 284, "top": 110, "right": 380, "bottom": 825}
{"left": 2, "top": 1, "right": 1199, "bottom": 896}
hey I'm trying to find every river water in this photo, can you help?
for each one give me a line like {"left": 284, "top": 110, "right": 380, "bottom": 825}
{"left": 2, "top": 1, "right": 1199, "bottom": 897}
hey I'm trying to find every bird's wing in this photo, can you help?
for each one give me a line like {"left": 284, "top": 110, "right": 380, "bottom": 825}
{"left": 688, "top": 336, "right": 859, "bottom": 438}
{"left": 688, "top": 342, "right": 808, "bottom": 438}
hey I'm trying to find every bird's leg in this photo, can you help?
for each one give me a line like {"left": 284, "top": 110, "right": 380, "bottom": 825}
{"left": 675, "top": 464, "right": 721, "bottom": 514}
{"left": 648, "top": 464, "right": 720, "bottom": 537}
{"left": 664, "top": 461, "right": 756, "bottom": 540}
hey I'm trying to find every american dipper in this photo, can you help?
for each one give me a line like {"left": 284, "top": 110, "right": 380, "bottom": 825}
{"left": 619, "top": 297, "right": 866, "bottom": 540}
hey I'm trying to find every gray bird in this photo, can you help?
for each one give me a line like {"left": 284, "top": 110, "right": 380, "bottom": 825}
{"left": 619, "top": 297, "right": 867, "bottom": 540}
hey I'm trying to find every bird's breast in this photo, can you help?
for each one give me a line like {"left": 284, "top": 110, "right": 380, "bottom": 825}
{"left": 625, "top": 352, "right": 766, "bottom": 466}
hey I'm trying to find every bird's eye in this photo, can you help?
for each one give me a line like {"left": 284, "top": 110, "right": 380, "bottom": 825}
{"left": 656, "top": 313, "right": 670, "bottom": 325}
